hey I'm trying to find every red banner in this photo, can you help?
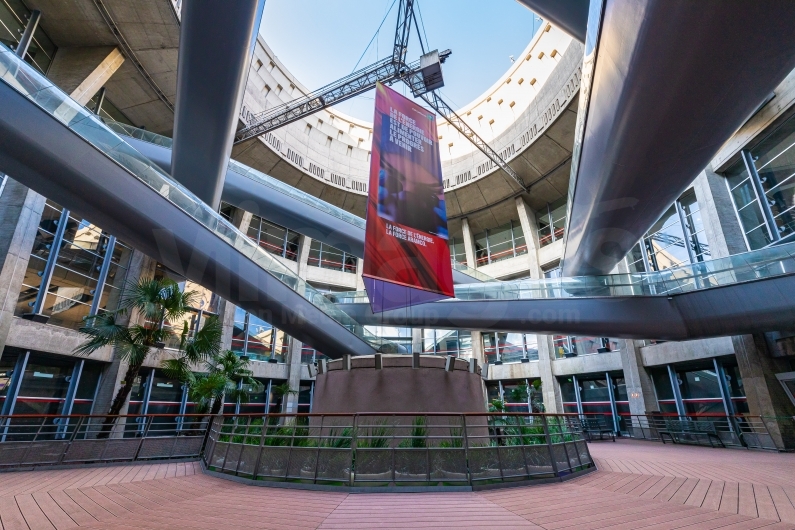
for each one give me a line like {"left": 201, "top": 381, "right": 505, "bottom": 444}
{"left": 363, "top": 83, "right": 454, "bottom": 312}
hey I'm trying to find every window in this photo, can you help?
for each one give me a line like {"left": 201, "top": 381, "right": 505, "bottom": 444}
{"left": 473, "top": 220, "right": 527, "bottom": 266}
{"left": 552, "top": 336, "right": 620, "bottom": 359}
{"left": 14, "top": 202, "right": 133, "bottom": 330}
{"left": 246, "top": 215, "right": 300, "bottom": 261}
{"left": 308, "top": 241, "right": 357, "bottom": 273}
{"left": 448, "top": 237, "right": 468, "bottom": 265}
{"left": 482, "top": 333, "right": 538, "bottom": 364}
{"left": 724, "top": 112, "right": 795, "bottom": 248}
{"left": 364, "top": 326, "right": 414, "bottom": 353}
{"left": 423, "top": 329, "right": 472, "bottom": 358}
{"left": 626, "top": 188, "right": 708, "bottom": 273}
{"left": 536, "top": 198, "right": 567, "bottom": 247}
{"left": 231, "top": 306, "right": 289, "bottom": 363}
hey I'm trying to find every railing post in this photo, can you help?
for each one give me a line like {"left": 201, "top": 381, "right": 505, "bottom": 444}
{"left": 541, "top": 415, "right": 560, "bottom": 477}
{"left": 462, "top": 414, "right": 471, "bottom": 487}
{"left": 133, "top": 416, "right": 153, "bottom": 462}
{"left": 349, "top": 414, "right": 358, "bottom": 487}
{"left": 251, "top": 415, "right": 267, "bottom": 480}
{"left": 234, "top": 415, "right": 251, "bottom": 476}
{"left": 57, "top": 415, "right": 84, "bottom": 465}
{"left": 312, "top": 415, "right": 324, "bottom": 484}
{"left": 18, "top": 417, "right": 48, "bottom": 465}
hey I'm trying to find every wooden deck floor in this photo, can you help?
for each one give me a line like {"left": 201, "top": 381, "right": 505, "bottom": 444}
{"left": 0, "top": 440, "right": 793, "bottom": 529}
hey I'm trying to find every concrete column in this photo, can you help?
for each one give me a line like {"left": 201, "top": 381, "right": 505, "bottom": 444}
{"left": 295, "top": 235, "right": 312, "bottom": 278}
{"left": 732, "top": 334, "right": 795, "bottom": 449}
{"left": 0, "top": 180, "right": 46, "bottom": 359}
{"left": 516, "top": 197, "right": 562, "bottom": 413}
{"left": 46, "top": 47, "right": 125, "bottom": 106}
{"left": 411, "top": 328, "right": 423, "bottom": 355}
{"left": 91, "top": 252, "right": 156, "bottom": 416}
{"left": 219, "top": 209, "right": 253, "bottom": 350}
{"left": 620, "top": 340, "right": 658, "bottom": 415}
{"left": 355, "top": 259, "right": 365, "bottom": 291}
{"left": 460, "top": 218, "right": 477, "bottom": 268}
{"left": 284, "top": 234, "right": 313, "bottom": 414}
{"left": 693, "top": 168, "right": 748, "bottom": 259}
{"left": 537, "top": 335, "right": 563, "bottom": 413}
{"left": 284, "top": 337, "right": 303, "bottom": 414}
{"left": 515, "top": 196, "right": 542, "bottom": 279}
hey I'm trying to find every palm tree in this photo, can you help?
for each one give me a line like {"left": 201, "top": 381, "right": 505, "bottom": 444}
{"left": 163, "top": 350, "right": 262, "bottom": 415}
{"left": 75, "top": 277, "right": 217, "bottom": 432}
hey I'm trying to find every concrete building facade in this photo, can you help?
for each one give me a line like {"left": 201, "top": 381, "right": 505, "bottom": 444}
{"left": 0, "top": 0, "right": 794, "bottom": 450}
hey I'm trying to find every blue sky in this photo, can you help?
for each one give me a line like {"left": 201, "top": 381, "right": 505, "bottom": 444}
{"left": 260, "top": 0, "right": 540, "bottom": 121}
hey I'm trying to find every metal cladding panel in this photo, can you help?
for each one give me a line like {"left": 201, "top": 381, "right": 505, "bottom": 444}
{"left": 0, "top": 81, "right": 374, "bottom": 358}
{"left": 563, "top": 0, "right": 795, "bottom": 276}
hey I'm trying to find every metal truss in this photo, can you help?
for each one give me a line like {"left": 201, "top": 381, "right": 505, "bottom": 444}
{"left": 415, "top": 86, "right": 525, "bottom": 190}
{"left": 235, "top": 56, "right": 402, "bottom": 143}
{"left": 234, "top": 0, "right": 522, "bottom": 190}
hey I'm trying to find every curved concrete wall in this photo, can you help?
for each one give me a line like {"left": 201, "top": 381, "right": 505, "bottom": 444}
{"left": 312, "top": 355, "right": 486, "bottom": 414}
{"left": 232, "top": 26, "right": 582, "bottom": 218}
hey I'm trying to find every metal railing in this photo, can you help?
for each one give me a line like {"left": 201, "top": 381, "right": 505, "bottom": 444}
{"left": 579, "top": 413, "right": 782, "bottom": 450}
{"left": 203, "top": 413, "right": 594, "bottom": 488}
{"left": 0, "top": 414, "right": 209, "bottom": 468}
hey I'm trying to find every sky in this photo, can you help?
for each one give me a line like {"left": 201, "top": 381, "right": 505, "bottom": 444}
{"left": 259, "top": 0, "right": 541, "bottom": 121}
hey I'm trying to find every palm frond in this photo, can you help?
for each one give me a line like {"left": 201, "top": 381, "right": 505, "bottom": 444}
{"left": 160, "top": 357, "right": 192, "bottom": 381}
{"left": 182, "top": 316, "right": 222, "bottom": 364}
{"left": 74, "top": 312, "right": 131, "bottom": 356}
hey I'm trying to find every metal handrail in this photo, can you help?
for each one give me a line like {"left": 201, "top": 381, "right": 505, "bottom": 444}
{"left": 575, "top": 412, "right": 781, "bottom": 451}
{"left": 202, "top": 412, "right": 593, "bottom": 488}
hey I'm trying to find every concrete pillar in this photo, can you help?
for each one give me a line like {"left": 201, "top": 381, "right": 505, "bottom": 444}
{"left": 537, "top": 335, "right": 563, "bottom": 413}
{"left": 284, "top": 234, "right": 313, "bottom": 414}
{"left": 732, "top": 334, "right": 795, "bottom": 449}
{"left": 295, "top": 235, "right": 312, "bottom": 278}
{"left": 219, "top": 208, "right": 253, "bottom": 350}
{"left": 355, "top": 259, "right": 365, "bottom": 291}
{"left": 460, "top": 218, "right": 477, "bottom": 268}
{"left": 517, "top": 194, "right": 561, "bottom": 412}
{"left": 0, "top": 180, "right": 46, "bottom": 359}
{"left": 91, "top": 251, "right": 157, "bottom": 416}
{"left": 284, "top": 338, "right": 303, "bottom": 414}
{"left": 620, "top": 340, "right": 657, "bottom": 415}
{"left": 46, "top": 47, "right": 125, "bottom": 106}
{"left": 411, "top": 328, "right": 423, "bottom": 354}
{"left": 693, "top": 168, "right": 748, "bottom": 259}
{"left": 515, "top": 196, "right": 542, "bottom": 279}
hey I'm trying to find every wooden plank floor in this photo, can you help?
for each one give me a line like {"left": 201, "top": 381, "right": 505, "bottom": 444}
{"left": 0, "top": 440, "right": 791, "bottom": 529}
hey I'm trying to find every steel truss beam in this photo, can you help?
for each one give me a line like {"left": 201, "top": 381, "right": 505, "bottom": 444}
{"left": 416, "top": 88, "right": 525, "bottom": 191}
{"left": 234, "top": 0, "right": 522, "bottom": 190}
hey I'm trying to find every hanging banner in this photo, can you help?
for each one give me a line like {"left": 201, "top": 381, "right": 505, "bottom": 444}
{"left": 363, "top": 82, "right": 454, "bottom": 312}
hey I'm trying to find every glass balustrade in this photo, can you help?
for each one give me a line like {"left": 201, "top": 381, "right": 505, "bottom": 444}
{"left": 101, "top": 118, "right": 367, "bottom": 230}
{"left": 0, "top": 43, "right": 390, "bottom": 352}
{"left": 328, "top": 240, "right": 795, "bottom": 304}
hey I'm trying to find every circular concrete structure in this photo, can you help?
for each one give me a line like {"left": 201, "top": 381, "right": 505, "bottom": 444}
{"left": 312, "top": 355, "right": 486, "bottom": 414}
